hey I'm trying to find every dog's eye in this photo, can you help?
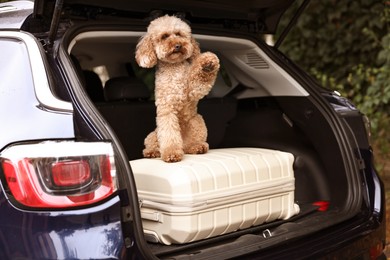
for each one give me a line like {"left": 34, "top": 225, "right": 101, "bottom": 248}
{"left": 161, "top": 34, "right": 169, "bottom": 40}
{"left": 175, "top": 32, "right": 182, "bottom": 37}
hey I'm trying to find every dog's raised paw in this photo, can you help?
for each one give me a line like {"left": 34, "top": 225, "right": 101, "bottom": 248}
{"left": 202, "top": 61, "right": 216, "bottom": 72}
{"left": 200, "top": 52, "right": 220, "bottom": 73}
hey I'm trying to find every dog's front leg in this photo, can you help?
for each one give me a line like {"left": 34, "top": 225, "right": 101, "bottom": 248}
{"left": 156, "top": 112, "right": 184, "bottom": 162}
{"left": 188, "top": 52, "right": 220, "bottom": 100}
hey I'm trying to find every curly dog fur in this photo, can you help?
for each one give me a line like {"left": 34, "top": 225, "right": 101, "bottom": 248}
{"left": 135, "top": 15, "right": 220, "bottom": 162}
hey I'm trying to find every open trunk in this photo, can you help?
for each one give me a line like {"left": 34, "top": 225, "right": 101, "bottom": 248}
{"left": 62, "top": 25, "right": 364, "bottom": 257}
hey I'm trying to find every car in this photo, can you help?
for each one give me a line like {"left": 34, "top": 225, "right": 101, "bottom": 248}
{"left": 0, "top": 0, "right": 386, "bottom": 259}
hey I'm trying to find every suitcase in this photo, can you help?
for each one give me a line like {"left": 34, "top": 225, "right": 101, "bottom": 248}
{"left": 130, "top": 147, "right": 300, "bottom": 245}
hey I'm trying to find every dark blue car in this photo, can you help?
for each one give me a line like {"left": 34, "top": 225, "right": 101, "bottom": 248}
{"left": 0, "top": 0, "right": 386, "bottom": 259}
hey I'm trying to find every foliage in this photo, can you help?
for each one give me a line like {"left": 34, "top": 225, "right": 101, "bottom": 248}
{"left": 278, "top": 0, "right": 390, "bottom": 173}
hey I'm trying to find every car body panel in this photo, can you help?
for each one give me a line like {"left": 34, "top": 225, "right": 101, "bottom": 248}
{"left": 0, "top": 190, "right": 124, "bottom": 259}
{"left": 0, "top": 31, "right": 74, "bottom": 149}
{"left": 0, "top": 5, "right": 126, "bottom": 259}
{"left": 0, "top": 1, "right": 32, "bottom": 29}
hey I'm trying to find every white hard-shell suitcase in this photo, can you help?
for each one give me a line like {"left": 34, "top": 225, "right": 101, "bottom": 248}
{"left": 130, "top": 148, "right": 300, "bottom": 245}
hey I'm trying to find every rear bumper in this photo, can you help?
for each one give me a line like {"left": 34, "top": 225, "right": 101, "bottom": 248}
{"left": 0, "top": 194, "right": 125, "bottom": 259}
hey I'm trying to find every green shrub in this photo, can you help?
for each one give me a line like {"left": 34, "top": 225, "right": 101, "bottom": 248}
{"left": 278, "top": 0, "right": 390, "bottom": 174}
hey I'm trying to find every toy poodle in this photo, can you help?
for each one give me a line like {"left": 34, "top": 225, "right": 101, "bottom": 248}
{"left": 135, "top": 15, "right": 220, "bottom": 162}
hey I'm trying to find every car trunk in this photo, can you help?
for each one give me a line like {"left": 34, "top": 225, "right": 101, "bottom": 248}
{"left": 28, "top": 0, "right": 366, "bottom": 258}
{"left": 61, "top": 27, "right": 363, "bottom": 258}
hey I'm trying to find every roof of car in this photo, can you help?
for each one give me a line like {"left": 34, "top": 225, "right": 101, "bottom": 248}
{"left": 0, "top": 1, "right": 33, "bottom": 29}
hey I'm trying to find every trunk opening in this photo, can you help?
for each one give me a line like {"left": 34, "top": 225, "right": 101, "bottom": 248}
{"left": 62, "top": 26, "right": 363, "bottom": 258}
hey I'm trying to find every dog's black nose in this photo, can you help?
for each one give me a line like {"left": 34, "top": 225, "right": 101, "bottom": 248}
{"left": 174, "top": 44, "right": 181, "bottom": 52}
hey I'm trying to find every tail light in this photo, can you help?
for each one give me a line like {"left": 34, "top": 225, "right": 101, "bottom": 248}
{"left": 0, "top": 141, "right": 117, "bottom": 209}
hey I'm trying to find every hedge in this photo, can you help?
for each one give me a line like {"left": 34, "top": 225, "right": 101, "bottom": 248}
{"left": 278, "top": 0, "right": 390, "bottom": 175}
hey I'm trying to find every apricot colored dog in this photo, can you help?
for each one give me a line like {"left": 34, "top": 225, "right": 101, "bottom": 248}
{"left": 135, "top": 15, "right": 220, "bottom": 162}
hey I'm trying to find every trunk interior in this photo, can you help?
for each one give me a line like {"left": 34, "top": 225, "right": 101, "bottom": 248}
{"left": 65, "top": 26, "right": 362, "bottom": 257}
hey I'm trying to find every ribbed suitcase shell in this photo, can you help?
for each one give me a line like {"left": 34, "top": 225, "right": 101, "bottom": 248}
{"left": 130, "top": 148, "right": 300, "bottom": 245}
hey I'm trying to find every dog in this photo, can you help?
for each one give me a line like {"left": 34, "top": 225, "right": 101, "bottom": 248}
{"left": 135, "top": 15, "right": 220, "bottom": 162}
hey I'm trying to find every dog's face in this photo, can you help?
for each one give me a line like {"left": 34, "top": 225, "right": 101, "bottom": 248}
{"left": 136, "top": 15, "right": 199, "bottom": 67}
{"left": 149, "top": 16, "right": 193, "bottom": 63}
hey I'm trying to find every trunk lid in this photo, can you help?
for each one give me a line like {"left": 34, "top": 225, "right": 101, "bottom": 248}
{"left": 34, "top": 0, "right": 296, "bottom": 34}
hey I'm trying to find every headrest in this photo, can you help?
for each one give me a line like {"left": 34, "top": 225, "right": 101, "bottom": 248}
{"left": 104, "top": 77, "right": 150, "bottom": 101}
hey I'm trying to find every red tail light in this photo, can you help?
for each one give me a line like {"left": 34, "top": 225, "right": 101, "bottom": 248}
{"left": 0, "top": 141, "right": 117, "bottom": 209}
{"left": 52, "top": 160, "right": 91, "bottom": 187}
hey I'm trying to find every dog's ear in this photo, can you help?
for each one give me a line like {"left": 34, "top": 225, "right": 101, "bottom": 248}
{"left": 191, "top": 37, "right": 201, "bottom": 57}
{"left": 135, "top": 34, "right": 158, "bottom": 68}
{"left": 187, "top": 37, "right": 201, "bottom": 63}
